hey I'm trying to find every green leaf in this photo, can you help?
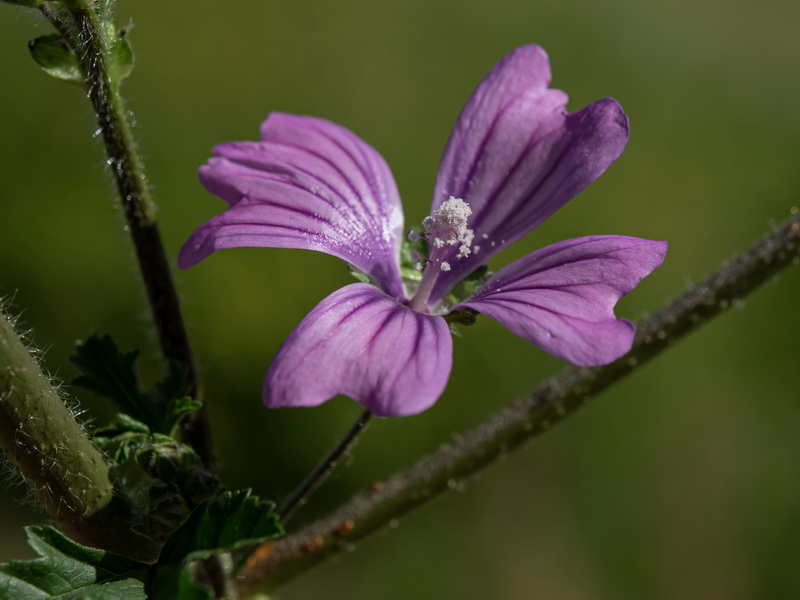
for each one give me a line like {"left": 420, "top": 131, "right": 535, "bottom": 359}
{"left": 28, "top": 34, "right": 83, "bottom": 86}
{"left": 0, "top": 526, "right": 147, "bottom": 599}
{"left": 0, "top": 492, "right": 282, "bottom": 598}
{"left": 71, "top": 334, "right": 146, "bottom": 421}
{"left": 160, "top": 490, "right": 283, "bottom": 563}
{"left": 72, "top": 335, "right": 199, "bottom": 435}
{"left": 152, "top": 490, "right": 283, "bottom": 599}
{"left": 150, "top": 359, "right": 190, "bottom": 403}
{"left": 92, "top": 413, "right": 151, "bottom": 441}
{"left": 113, "top": 36, "right": 134, "bottom": 82}
{"left": 164, "top": 397, "right": 203, "bottom": 427}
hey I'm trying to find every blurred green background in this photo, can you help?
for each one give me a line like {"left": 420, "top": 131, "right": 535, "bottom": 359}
{"left": 1, "top": 0, "right": 799, "bottom": 598}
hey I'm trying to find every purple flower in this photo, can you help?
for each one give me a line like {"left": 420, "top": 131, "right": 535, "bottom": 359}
{"left": 179, "top": 45, "right": 667, "bottom": 417}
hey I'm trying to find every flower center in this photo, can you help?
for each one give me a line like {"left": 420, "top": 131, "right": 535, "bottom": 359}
{"left": 408, "top": 197, "right": 475, "bottom": 312}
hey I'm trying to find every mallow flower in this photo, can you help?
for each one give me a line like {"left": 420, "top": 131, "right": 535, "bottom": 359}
{"left": 179, "top": 44, "right": 667, "bottom": 417}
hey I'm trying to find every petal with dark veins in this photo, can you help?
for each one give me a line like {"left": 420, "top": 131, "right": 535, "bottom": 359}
{"left": 457, "top": 236, "right": 667, "bottom": 365}
{"left": 180, "top": 113, "right": 406, "bottom": 300}
{"left": 429, "top": 45, "right": 629, "bottom": 303}
{"left": 265, "top": 283, "right": 453, "bottom": 417}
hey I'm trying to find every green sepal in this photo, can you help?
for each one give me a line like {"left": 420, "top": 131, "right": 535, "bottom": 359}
{"left": 347, "top": 265, "right": 372, "bottom": 285}
{"left": 28, "top": 33, "right": 83, "bottom": 85}
{"left": 400, "top": 264, "right": 423, "bottom": 286}
{"left": 444, "top": 307, "right": 479, "bottom": 326}
{"left": 0, "top": 526, "right": 148, "bottom": 599}
{"left": 444, "top": 264, "right": 492, "bottom": 307}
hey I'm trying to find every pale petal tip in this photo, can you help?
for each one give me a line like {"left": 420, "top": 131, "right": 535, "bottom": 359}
{"left": 177, "top": 240, "right": 201, "bottom": 270}
{"left": 510, "top": 43, "right": 549, "bottom": 62}
{"left": 570, "top": 318, "right": 636, "bottom": 367}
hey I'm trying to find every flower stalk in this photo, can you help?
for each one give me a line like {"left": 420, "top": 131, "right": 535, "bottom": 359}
{"left": 277, "top": 409, "right": 372, "bottom": 524}
{"left": 236, "top": 209, "right": 800, "bottom": 595}
{"left": 38, "top": 2, "right": 213, "bottom": 466}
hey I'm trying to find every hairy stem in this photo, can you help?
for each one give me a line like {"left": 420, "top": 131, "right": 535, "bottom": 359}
{"left": 0, "top": 310, "right": 159, "bottom": 561}
{"left": 43, "top": 3, "right": 213, "bottom": 467}
{"left": 237, "top": 210, "right": 800, "bottom": 595}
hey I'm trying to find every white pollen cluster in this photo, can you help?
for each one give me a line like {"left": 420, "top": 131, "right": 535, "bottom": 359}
{"left": 423, "top": 197, "right": 474, "bottom": 259}
{"left": 440, "top": 261, "right": 451, "bottom": 271}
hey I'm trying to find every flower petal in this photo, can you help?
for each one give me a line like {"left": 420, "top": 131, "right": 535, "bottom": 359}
{"left": 179, "top": 113, "right": 406, "bottom": 299}
{"left": 429, "top": 44, "right": 629, "bottom": 303}
{"left": 265, "top": 283, "right": 453, "bottom": 417}
{"left": 456, "top": 236, "right": 667, "bottom": 366}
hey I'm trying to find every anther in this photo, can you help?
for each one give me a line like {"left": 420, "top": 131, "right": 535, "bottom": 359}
{"left": 423, "top": 197, "right": 474, "bottom": 259}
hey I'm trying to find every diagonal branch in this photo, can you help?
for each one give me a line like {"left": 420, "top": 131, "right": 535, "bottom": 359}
{"left": 236, "top": 209, "right": 800, "bottom": 595}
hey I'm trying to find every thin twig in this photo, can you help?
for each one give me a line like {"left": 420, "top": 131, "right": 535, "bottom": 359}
{"left": 277, "top": 409, "right": 373, "bottom": 523}
{"left": 236, "top": 209, "right": 800, "bottom": 596}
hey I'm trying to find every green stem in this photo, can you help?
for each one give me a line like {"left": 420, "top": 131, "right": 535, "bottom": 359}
{"left": 0, "top": 309, "right": 159, "bottom": 561}
{"left": 236, "top": 210, "right": 800, "bottom": 595}
{"left": 44, "top": 3, "right": 214, "bottom": 467}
